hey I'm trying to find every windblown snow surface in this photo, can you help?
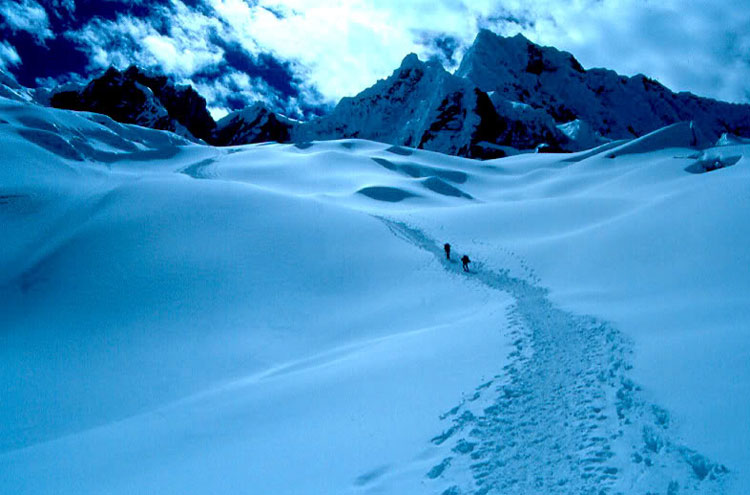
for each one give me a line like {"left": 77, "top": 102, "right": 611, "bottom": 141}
{"left": 1, "top": 98, "right": 749, "bottom": 495}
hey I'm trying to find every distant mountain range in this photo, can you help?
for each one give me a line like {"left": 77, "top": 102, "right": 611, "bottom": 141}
{"left": 12, "top": 30, "right": 750, "bottom": 158}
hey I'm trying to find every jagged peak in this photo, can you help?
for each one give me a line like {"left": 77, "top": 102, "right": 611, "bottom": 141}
{"left": 511, "top": 32, "right": 531, "bottom": 42}
{"left": 217, "top": 102, "right": 271, "bottom": 124}
{"left": 470, "top": 29, "right": 530, "bottom": 50}
{"left": 458, "top": 29, "right": 587, "bottom": 80}
{"left": 216, "top": 102, "right": 298, "bottom": 132}
{"left": 473, "top": 28, "right": 497, "bottom": 44}
{"left": 98, "top": 66, "right": 199, "bottom": 95}
{"left": 122, "top": 65, "right": 168, "bottom": 81}
{"left": 397, "top": 53, "right": 445, "bottom": 74}
{"left": 399, "top": 53, "right": 423, "bottom": 69}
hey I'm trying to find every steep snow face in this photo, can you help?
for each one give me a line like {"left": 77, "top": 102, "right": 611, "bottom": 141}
{"left": 556, "top": 119, "right": 603, "bottom": 150}
{"left": 0, "top": 70, "right": 35, "bottom": 102}
{"left": 50, "top": 66, "right": 215, "bottom": 142}
{"left": 2, "top": 98, "right": 750, "bottom": 495}
{"left": 298, "top": 54, "right": 500, "bottom": 158}
{"left": 297, "top": 53, "right": 578, "bottom": 157}
{"left": 458, "top": 30, "right": 750, "bottom": 140}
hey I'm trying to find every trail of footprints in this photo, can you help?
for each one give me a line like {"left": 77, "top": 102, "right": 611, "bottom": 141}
{"left": 380, "top": 218, "right": 729, "bottom": 495}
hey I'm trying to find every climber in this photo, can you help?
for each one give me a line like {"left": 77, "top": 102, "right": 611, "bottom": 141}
{"left": 461, "top": 254, "right": 471, "bottom": 272}
{"left": 444, "top": 243, "right": 451, "bottom": 260}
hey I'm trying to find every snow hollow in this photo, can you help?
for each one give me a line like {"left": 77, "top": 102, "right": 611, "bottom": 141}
{"left": 1, "top": 98, "right": 748, "bottom": 494}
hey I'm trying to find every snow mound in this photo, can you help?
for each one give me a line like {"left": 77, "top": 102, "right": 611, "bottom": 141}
{"left": 561, "top": 139, "right": 629, "bottom": 163}
{"left": 1, "top": 98, "right": 189, "bottom": 165}
{"left": 606, "top": 121, "right": 710, "bottom": 158}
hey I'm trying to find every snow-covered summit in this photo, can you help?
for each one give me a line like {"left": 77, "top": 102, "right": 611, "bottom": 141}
{"left": 198, "top": 32, "right": 750, "bottom": 155}
{"left": 458, "top": 29, "right": 750, "bottom": 141}
{"left": 32, "top": 30, "right": 750, "bottom": 156}
{"left": 457, "top": 31, "right": 586, "bottom": 87}
{"left": 298, "top": 52, "right": 504, "bottom": 158}
{"left": 0, "top": 69, "right": 35, "bottom": 102}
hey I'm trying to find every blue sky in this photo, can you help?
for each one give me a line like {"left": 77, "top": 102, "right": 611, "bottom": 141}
{"left": 1, "top": 0, "right": 748, "bottom": 119}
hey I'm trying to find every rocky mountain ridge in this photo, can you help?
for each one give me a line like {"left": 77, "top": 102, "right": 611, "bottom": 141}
{"left": 50, "top": 66, "right": 216, "bottom": 142}
{"left": 459, "top": 30, "right": 750, "bottom": 141}
{"left": 25, "top": 30, "right": 750, "bottom": 157}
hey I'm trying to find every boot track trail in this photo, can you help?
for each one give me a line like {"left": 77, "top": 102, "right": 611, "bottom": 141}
{"left": 380, "top": 217, "right": 729, "bottom": 495}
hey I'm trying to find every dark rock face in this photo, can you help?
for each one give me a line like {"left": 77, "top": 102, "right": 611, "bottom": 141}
{"left": 52, "top": 68, "right": 171, "bottom": 131}
{"left": 51, "top": 66, "right": 215, "bottom": 142}
{"left": 213, "top": 104, "right": 293, "bottom": 146}
{"left": 123, "top": 67, "right": 216, "bottom": 142}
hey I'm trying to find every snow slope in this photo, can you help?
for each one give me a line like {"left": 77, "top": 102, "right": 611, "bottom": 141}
{"left": 1, "top": 97, "right": 749, "bottom": 494}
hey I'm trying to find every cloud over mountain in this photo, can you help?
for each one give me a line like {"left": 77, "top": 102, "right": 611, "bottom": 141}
{"left": 1, "top": 0, "right": 749, "bottom": 118}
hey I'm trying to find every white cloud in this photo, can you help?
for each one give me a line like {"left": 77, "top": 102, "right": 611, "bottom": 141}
{"left": 46, "top": 0, "right": 75, "bottom": 17}
{"left": 203, "top": 0, "right": 494, "bottom": 100}
{"left": 194, "top": 67, "right": 313, "bottom": 119}
{"left": 0, "top": 40, "right": 21, "bottom": 70}
{"left": 66, "top": 0, "right": 224, "bottom": 77}
{"left": 52, "top": 0, "right": 750, "bottom": 115}
{"left": 0, "top": 0, "right": 54, "bottom": 42}
{"left": 493, "top": 0, "right": 750, "bottom": 103}
{"left": 200, "top": 0, "right": 750, "bottom": 103}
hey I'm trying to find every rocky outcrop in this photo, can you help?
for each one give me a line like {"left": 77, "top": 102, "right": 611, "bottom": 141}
{"left": 50, "top": 66, "right": 215, "bottom": 142}
{"left": 213, "top": 104, "right": 294, "bottom": 146}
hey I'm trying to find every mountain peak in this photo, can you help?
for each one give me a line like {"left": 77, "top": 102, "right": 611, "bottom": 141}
{"left": 51, "top": 65, "right": 216, "bottom": 142}
{"left": 398, "top": 53, "right": 445, "bottom": 75}
{"left": 213, "top": 103, "right": 293, "bottom": 146}
{"left": 468, "top": 29, "right": 532, "bottom": 52}
{"left": 473, "top": 29, "right": 529, "bottom": 46}
{"left": 42, "top": 31, "right": 750, "bottom": 156}
{"left": 459, "top": 30, "right": 584, "bottom": 83}
{"left": 455, "top": 31, "right": 750, "bottom": 141}
{"left": 473, "top": 28, "right": 496, "bottom": 44}
{"left": 400, "top": 53, "right": 423, "bottom": 69}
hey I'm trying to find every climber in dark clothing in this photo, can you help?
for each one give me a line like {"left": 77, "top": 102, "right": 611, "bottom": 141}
{"left": 444, "top": 243, "right": 451, "bottom": 260}
{"left": 461, "top": 255, "right": 471, "bottom": 272}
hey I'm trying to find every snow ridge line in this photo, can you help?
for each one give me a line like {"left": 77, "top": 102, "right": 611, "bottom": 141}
{"left": 378, "top": 217, "right": 730, "bottom": 495}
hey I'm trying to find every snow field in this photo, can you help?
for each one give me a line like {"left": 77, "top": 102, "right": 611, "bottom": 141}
{"left": 1, "top": 97, "right": 749, "bottom": 494}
